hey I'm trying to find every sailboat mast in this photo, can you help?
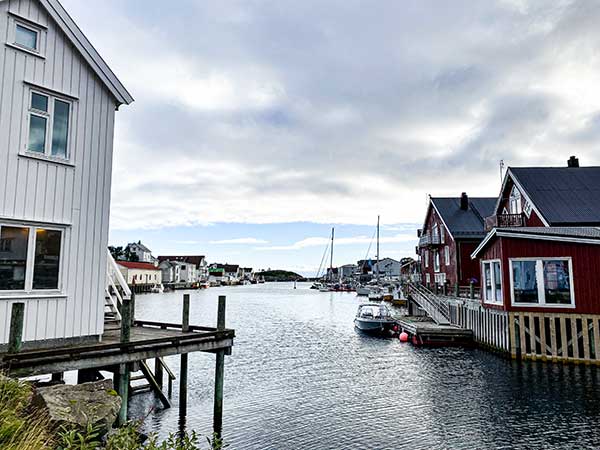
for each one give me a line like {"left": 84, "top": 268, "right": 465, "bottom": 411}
{"left": 330, "top": 227, "right": 335, "bottom": 281}
{"left": 376, "top": 216, "right": 380, "bottom": 281}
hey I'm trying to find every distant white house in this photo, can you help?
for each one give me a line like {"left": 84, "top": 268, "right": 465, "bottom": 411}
{"left": 373, "top": 258, "right": 401, "bottom": 278}
{"left": 339, "top": 264, "right": 357, "bottom": 280}
{"left": 117, "top": 262, "right": 162, "bottom": 286}
{"left": 158, "top": 260, "right": 180, "bottom": 284}
{"left": 127, "top": 241, "right": 156, "bottom": 264}
{"left": 158, "top": 255, "right": 207, "bottom": 283}
{"left": 0, "top": 0, "right": 133, "bottom": 348}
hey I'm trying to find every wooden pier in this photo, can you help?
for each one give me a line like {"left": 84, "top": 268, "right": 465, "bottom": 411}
{"left": 0, "top": 293, "right": 234, "bottom": 438}
{"left": 398, "top": 316, "right": 473, "bottom": 346}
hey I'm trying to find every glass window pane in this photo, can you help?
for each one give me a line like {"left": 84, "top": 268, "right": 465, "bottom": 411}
{"left": 0, "top": 226, "right": 29, "bottom": 290}
{"left": 484, "top": 263, "right": 492, "bottom": 301}
{"left": 493, "top": 262, "right": 502, "bottom": 302}
{"left": 512, "top": 260, "right": 538, "bottom": 303}
{"left": 28, "top": 115, "right": 47, "bottom": 153}
{"left": 31, "top": 93, "right": 48, "bottom": 112}
{"left": 32, "top": 229, "right": 61, "bottom": 290}
{"left": 51, "top": 100, "right": 69, "bottom": 158}
{"left": 15, "top": 24, "right": 37, "bottom": 50}
{"left": 543, "top": 260, "right": 572, "bottom": 304}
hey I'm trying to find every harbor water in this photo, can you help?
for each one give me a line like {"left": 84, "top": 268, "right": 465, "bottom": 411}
{"left": 130, "top": 282, "right": 600, "bottom": 449}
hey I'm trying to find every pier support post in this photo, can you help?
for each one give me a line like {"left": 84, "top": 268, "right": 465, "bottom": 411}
{"left": 469, "top": 282, "right": 475, "bottom": 300}
{"left": 213, "top": 295, "right": 227, "bottom": 439}
{"left": 155, "top": 357, "right": 164, "bottom": 389}
{"left": 8, "top": 303, "right": 25, "bottom": 354}
{"left": 116, "top": 298, "right": 132, "bottom": 426}
{"left": 179, "top": 294, "right": 190, "bottom": 420}
{"left": 130, "top": 292, "right": 136, "bottom": 326}
{"left": 443, "top": 283, "right": 448, "bottom": 296}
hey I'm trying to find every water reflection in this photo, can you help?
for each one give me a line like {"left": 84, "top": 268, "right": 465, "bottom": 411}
{"left": 129, "top": 283, "right": 600, "bottom": 449}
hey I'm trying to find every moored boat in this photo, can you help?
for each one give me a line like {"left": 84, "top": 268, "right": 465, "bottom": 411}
{"left": 354, "top": 303, "right": 397, "bottom": 335}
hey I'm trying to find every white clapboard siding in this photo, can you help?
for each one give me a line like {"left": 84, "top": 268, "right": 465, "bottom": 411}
{"left": 0, "top": 0, "right": 119, "bottom": 344}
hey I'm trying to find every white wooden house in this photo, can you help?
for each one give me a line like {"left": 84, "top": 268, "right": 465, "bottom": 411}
{"left": 117, "top": 262, "right": 161, "bottom": 286}
{"left": 0, "top": 0, "right": 133, "bottom": 348}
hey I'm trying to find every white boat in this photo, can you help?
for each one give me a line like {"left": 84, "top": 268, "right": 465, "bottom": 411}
{"left": 354, "top": 303, "right": 397, "bottom": 334}
{"left": 368, "top": 286, "right": 384, "bottom": 301}
{"left": 356, "top": 285, "right": 370, "bottom": 296}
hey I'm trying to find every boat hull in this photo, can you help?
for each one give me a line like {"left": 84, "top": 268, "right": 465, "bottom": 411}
{"left": 354, "top": 318, "right": 397, "bottom": 334}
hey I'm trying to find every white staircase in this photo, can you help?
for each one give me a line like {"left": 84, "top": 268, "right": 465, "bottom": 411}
{"left": 105, "top": 250, "right": 132, "bottom": 331}
{"left": 407, "top": 283, "right": 451, "bottom": 325}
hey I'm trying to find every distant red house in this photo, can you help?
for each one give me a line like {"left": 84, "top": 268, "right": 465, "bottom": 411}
{"left": 473, "top": 156, "right": 600, "bottom": 315}
{"left": 418, "top": 193, "right": 496, "bottom": 288}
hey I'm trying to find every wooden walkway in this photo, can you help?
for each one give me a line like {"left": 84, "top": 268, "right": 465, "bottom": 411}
{"left": 0, "top": 321, "right": 234, "bottom": 377}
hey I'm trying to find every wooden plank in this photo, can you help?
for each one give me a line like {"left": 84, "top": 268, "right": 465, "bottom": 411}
{"left": 549, "top": 316, "right": 557, "bottom": 359}
{"left": 560, "top": 316, "right": 568, "bottom": 359}
{"left": 518, "top": 313, "right": 527, "bottom": 357}
{"left": 539, "top": 314, "right": 547, "bottom": 360}
{"left": 582, "top": 317, "right": 591, "bottom": 362}
{"left": 571, "top": 317, "right": 580, "bottom": 360}
{"left": 528, "top": 314, "right": 536, "bottom": 358}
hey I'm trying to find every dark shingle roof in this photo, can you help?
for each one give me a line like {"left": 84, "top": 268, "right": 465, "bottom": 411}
{"left": 431, "top": 197, "right": 497, "bottom": 238}
{"left": 498, "top": 226, "right": 600, "bottom": 240}
{"left": 511, "top": 167, "right": 600, "bottom": 225}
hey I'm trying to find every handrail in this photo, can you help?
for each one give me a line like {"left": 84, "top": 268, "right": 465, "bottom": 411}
{"left": 407, "top": 283, "right": 450, "bottom": 325}
{"left": 107, "top": 250, "right": 132, "bottom": 299}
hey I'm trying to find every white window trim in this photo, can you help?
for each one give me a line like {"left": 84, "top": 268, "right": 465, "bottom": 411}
{"left": 23, "top": 89, "right": 73, "bottom": 163}
{"left": 482, "top": 259, "right": 503, "bottom": 305}
{"left": 509, "top": 185, "right": 522, "bottom": 215}
{"left": 424, "top": 249, "right": 429, "bottom": 268}
{"left": 0, "top": 223, "right": 65, "bottom": 298}
{"left": 444, "top": 246, "right": 450, "bottom": 266}
{"left": 509, "top": 257, "right": 575, "bottom": 308}
{"left": 433, "top": 250, "right": 440, "bottom": 273}
{"left": 5, "top": 14, "right": 46, "bottom": 59}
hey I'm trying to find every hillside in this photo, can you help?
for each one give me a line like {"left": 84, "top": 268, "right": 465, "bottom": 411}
{"left": 257, "top": 270, "right": 304, "bottom": 282}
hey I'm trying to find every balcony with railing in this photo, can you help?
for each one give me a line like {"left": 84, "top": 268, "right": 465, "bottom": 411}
{"left": 484, "top": 213, "right": 525, "bottom": 232}
{"left": 418, "top": 233, "right": 442, "bottom": 247}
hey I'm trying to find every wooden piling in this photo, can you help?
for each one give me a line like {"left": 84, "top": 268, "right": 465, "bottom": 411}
{"left": 155, "top": 357, "right": 164, "bottom": 389}
{"left": 469, "top": 282, "right": 475, "bottom": 300}
{"left": 214, "top": 295, "right": 227, "bottom": 438}
{"left": 8, "top": 303, "right": 25, "bottom": 354}
{"left": 117, "top": 298, "right": 132, "bottom": 426}
{"left": 179, "top": 294, "right": 190, "bottom": 419}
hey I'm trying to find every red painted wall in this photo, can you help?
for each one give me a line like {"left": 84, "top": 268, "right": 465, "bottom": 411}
{"left": 479, "top": 236, "right": 600, "bottom": 314}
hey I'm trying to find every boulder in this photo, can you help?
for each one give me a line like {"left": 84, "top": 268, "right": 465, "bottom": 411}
{"left": 32, "top": 379, "right": 121, "bottom": 436}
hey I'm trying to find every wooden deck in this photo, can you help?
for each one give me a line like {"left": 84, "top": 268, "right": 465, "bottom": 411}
{"left": 398, "top": 316, "right": 473, "bottom": 346}
{"left": 0, "top": 320, "right": 234, "bottom": 377}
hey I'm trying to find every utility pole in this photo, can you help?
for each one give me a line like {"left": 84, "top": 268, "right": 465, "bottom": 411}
{"left": 330, "top": 227, "right": 334, "bottom": 282}
{"left": 499, "top": 160, "right": 505, "bottom": 185}
{"left": 376, "top": 215, "right": 380, "bottom": 282}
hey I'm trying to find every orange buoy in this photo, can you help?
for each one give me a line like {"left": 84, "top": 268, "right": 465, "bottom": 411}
{"left": 399, "top": 332, "right": 409, "bottom": 342}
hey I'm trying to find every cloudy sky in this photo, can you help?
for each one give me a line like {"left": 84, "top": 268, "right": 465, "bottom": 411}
{"left": 63, "top": 0, "right": 600, "bottom": 275}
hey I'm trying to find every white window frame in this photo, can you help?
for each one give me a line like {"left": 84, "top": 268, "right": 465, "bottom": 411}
{"left": 424, "top": 249, "right": 429, "bottom": 268}
{"left": 24, "top": 89, "right": 73, "bottom": 162}
{"left": 444, "top": 246, "right": 450, "bottom": 266}
{"left": 14, "top": 22, "right": 40, "bottom": 52}
{"left": 509, "top": 185, "right": 522, "bottom": 215}
{"left": 0, "top": 223, "right": 65, "bottom": 297}
{"left": 433, "top": 250, "right": 440, "bottom": 272}
{"left": 425, "top": 273, "right": 430, "bottom": 284}
{"left": 509, "top": 257, "right": 575, "bottom": 308}
{"left": 482, "top": 259, "right": 503, "bottom": 305}
{"left": 6, "top": 13, "right": 47, "bottom": 58}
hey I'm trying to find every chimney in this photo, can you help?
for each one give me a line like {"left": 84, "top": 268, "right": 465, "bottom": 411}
{"left": 567, "top": 156, "right": 579, "bottom": 168}
{"left": 460, "top": 192, "right": 469, "bottom": 210}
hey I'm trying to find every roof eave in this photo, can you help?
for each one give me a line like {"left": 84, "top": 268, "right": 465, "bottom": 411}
{"left": 40, "top": 0, "right": 134, "bottom": 106}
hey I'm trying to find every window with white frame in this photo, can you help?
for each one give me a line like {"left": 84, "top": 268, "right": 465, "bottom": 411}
{"left": 0, "top": 224, "right": 62, "bottom": 292}
{"left": 432, "top": 223, "right": 439, "bottom": 242}
{"left": 444, "top": 246, "right": 450, "bottom": 266}
{"left": 509, "top": 185, "right": 522, "bottom": 215}
{"left": 423, "top": 249, "right": 429, "bottom": 268}
{"left": 15, "top": 23, "right": 39, "bottom": 51}
{"left": 510, "top": 258, "right": 574, "bottom": 306}
{"left": 425, "top": 273, "right": 430, "bottom": 284}
{"left": 482, "top": 260, "right": 502, "bottom": 304}
{"left": 433, "top": 250, "right": 440, "bottom": 272}
{"left": 27, "top": 90, "right": 71, "bottom": 160}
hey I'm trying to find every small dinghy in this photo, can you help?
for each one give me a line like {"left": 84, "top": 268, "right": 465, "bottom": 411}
{"left": 354, "top": 303, "right": 397, "bottom": 335}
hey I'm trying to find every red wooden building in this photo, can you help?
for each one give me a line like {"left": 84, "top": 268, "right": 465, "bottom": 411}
{"left": 417, "top": 193, "right": 496, "bottom": 288}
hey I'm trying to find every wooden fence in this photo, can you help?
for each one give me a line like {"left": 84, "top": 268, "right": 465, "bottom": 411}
{"left": 447, "top": 300, "right": 510, "bottom": 352}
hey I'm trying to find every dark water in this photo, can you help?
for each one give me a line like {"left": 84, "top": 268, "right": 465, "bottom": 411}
{"left": 129, "top": 283, "right": 600, "bottom": 449}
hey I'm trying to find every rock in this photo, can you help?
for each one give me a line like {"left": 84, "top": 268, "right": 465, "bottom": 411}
{"left": 32, "top": 379, "right": 121, "bottom": 436}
